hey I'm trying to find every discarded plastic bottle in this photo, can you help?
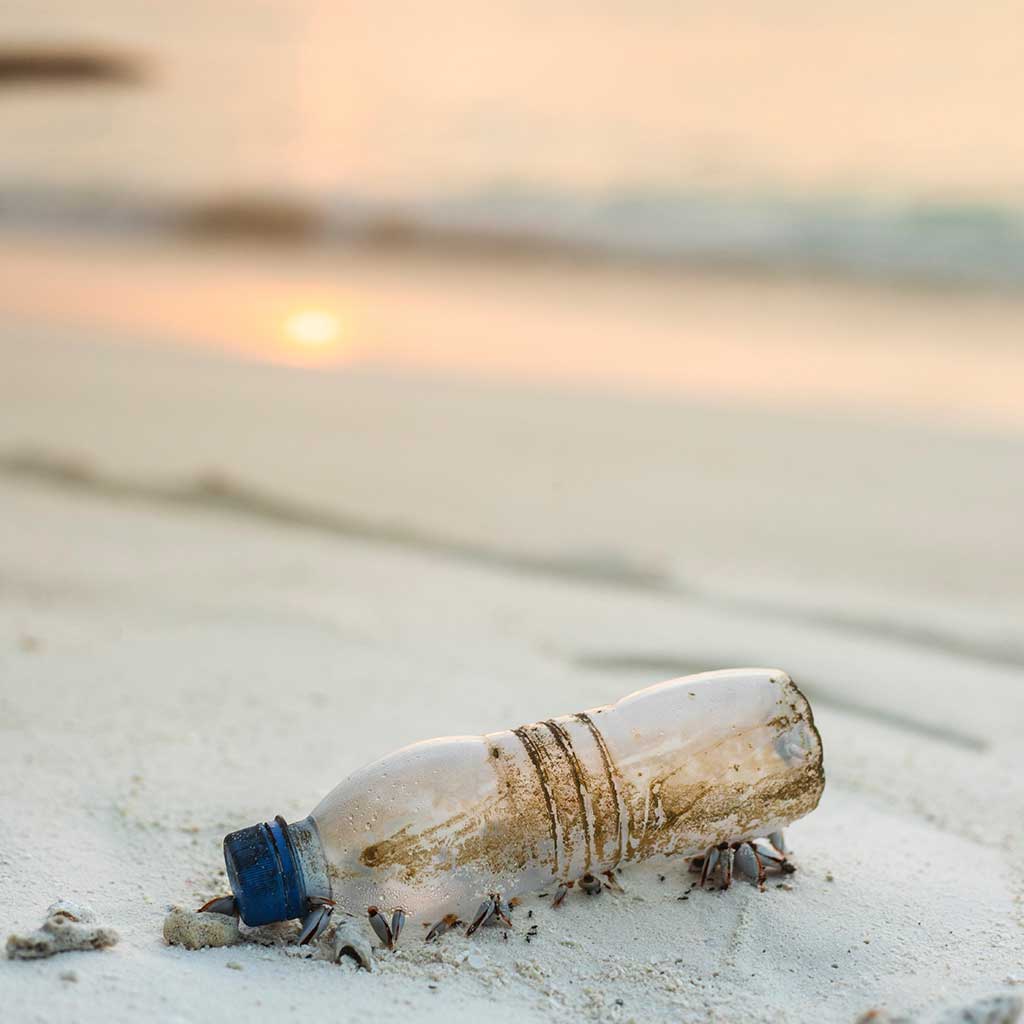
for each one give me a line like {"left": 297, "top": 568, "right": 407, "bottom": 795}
{"left": 221, "top": 668, "right": 824, "bottom": 937}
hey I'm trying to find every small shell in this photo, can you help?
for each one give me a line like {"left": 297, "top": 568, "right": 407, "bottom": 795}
{"left": 319, "top": 920, "right": 373, "bottom": 971}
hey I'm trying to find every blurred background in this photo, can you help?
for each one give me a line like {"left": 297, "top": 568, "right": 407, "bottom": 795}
{"left": 4, "top": 12, "right": 1024, "bottom": 1016}
{"left": 2, "top": 0, "right": 1023, "bottom": 660}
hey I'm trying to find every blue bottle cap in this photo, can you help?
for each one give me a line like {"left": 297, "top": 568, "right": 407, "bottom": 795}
{"left": 223, "top": 816, "right": 307, "bottom": 926}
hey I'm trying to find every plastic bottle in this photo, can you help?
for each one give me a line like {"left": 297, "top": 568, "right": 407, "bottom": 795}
{"left": 223, "top": 668, "right": 824, "bottom": 929}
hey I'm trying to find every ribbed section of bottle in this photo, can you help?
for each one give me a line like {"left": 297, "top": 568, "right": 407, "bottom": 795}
{"left": 498, "top": 672, "right": 823, "bottom": 875}
{"left": 491, "top": 714, "right": 628, "bottom": 882}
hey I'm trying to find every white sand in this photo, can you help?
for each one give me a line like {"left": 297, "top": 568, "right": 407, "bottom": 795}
{"left": 2, "top": 280, "right": 1023, "bottom": 1021}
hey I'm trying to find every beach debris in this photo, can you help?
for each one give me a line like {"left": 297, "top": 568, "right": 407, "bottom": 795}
{"left": 934, "top": 993, "right": 1022, "bottom": 1024}
{"left": 856, "top": 996, "right": 1021, "bottom": 1024}
{"left": 462, "top": 951, "right": 488, "bottom": 971}
{"left": 6, "top": 900, "right": 119, "bottom": 960}
{"left": 168, "top": 902, "right": 306, "bottom": 952}
{"left": 18, "top": 633, "right": 41, "bottom": 652}
{"left": 318, "top": 920, "right": 373, "bottom": 971}
{"left": 163, "top": 906, "right": 242, "bottom": 950}
{"left": 212, "top": 670, "right": 822, "bottom": 949}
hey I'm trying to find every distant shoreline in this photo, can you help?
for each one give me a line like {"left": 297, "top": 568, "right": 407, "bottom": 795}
{"left": 2, "top": 188, "right": 1024, "bottom": 296}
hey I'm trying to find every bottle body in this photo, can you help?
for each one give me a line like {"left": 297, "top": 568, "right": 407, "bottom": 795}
{"left": 299, "top": 668, "right": 823, "bottom": 923}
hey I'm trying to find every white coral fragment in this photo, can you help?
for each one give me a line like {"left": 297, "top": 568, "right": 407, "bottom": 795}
{"left": 936, "top": 994, "right": 1022, "bottom": 1024}
{"left": 6, "top": 901, "right": 119, "bottom": 960}
{"left": 162, "top": 906, "right": 242, "bottom": 950}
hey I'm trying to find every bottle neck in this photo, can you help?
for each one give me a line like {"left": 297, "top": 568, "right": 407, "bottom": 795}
{"left": 288, "top": 816, "right": 332, "bottom": 904}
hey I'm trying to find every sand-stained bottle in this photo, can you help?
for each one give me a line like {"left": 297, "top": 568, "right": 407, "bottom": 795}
{"left": 222, "top": 668, "right": 824, "bottom": 929}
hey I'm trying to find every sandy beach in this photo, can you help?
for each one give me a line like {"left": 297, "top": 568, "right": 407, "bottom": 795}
{"left": 2, "top": 238, "right": 1023, "bottom": 1020}
{"left": 5, "top": 0, "right": 1024, "bottom": 1015}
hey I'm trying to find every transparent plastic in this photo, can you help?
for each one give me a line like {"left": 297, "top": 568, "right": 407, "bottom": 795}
{"left": 302, "top": 668, "right": 824, "bottom": 923}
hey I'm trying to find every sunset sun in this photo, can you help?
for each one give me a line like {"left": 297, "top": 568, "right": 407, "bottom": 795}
{"left": 283, "top": 308, "right": 341, "bottom": 347}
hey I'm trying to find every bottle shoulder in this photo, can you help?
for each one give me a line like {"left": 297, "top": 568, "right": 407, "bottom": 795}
{"left": 310, "top": 734, "right": 497, "bottom": 833}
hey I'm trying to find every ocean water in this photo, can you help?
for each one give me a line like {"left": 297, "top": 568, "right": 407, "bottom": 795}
{"left": 4, "top": 0, "right": 1024, "bottom": 286}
